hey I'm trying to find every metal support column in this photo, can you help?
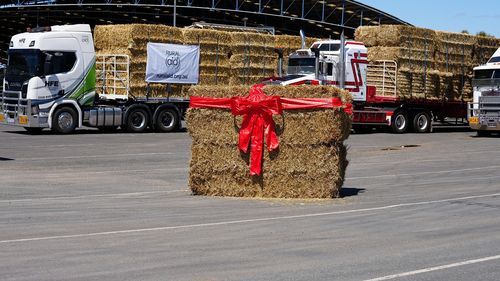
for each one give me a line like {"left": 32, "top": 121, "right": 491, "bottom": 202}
{"left": 341, "top": 0, "right": 345, "bottom": 26}
{"left": 321, "top": 0, "right": 325, "bottom": 21}
{"left": 301, "top": 0, "right": 305, "bottom": 18}
{"left": 360, "top": 9, "right": 363, "bottom": 26}
{"left": 173, "top": 0, "right": 176, "bottom": 26}
{"left": 340, "top": 30, "right": 346, "bottom": 89}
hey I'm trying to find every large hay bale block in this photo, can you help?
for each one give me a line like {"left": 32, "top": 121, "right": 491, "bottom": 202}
{"left": 474, "top": 36, "right": 500, "bottom": 65}
{"left": 356, "top": 25, "right": 493, "bottom": 102}
{"left": 94, "top": 24, "right": 183, "bottom": 51}
{"left": 186, "top": 85, "right": 351, "bottom": 199}
{"left": 355, "top": 25, "right": 438, "bottom": 49}
{"left": 367, "top": 46, "right": 436, "bottom": 71}
{"left": 189, "top": 143, "right": 348, "bottom": 198}
{"left": 435, "top": 31, "right": 475, "bottom": 73}
{"left": 94, "top": 24, "right": 186, "bottom": 98}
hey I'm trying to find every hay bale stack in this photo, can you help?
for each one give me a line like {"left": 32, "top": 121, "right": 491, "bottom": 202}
{"left": 435, "top": 31, "right": 475, "bottom": 73}
{"left": 355, "top": 25, "right": 498, "bottom": 101}
{"left": 183, "top": 29, "right": 232, "bottom": 86}
{"left": 186, "top": 85, "right": 352, "bottom": 198}
{"left": 94, "top": 24, "right": 186, "bottom": 98}
{"left": 229, "top": 32, "right": 277, "bottom": 85}
{"left": 357, "top": 25, "right": 438, "bottom": 72}
{"left": 474, "top": 36, "right": 500, "bottom": 65}
{"left": 367, "top": 46, "right": 436, "bottom": 71}
{"left": 355, "top": 25, "right": 438, "bottom": 49}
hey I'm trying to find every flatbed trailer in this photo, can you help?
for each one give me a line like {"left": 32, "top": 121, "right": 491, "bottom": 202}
{"left": 353, "top": 88, "right": 468, "bottom": 133}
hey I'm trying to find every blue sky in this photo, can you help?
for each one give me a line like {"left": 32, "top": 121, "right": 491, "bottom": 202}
{"left": 359, "top": 0, "right": 500, "bottom": 37}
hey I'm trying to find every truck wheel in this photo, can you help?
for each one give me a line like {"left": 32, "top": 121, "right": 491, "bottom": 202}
{"left": 391, "top": 111, "right": 409, "bottom": 134}
{"left": 156, "top": 108, "right": 179, "bottom": 132}
{"left": 126, "top": 108, "right": 149, "bottom": 133}
{"left": 413, "top": 112, "right": 431, "bottom": 133}
{"left": 52, "top": 107, "right": 77, "bottom": 134}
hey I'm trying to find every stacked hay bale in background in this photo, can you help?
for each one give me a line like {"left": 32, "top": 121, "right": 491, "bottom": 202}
{"left": 357, "top": 25, "right": 443, "bottom": 100}
{"left": 474, "top": 36, "right": 500, "bottom": 66}
{"left": 186, "top": 85, "right": 352, "bottom": 198}
{"left": 182, "top": 29, "right": 232, "bottom": 86}
{"left": 94, "top": 24, "right": 327, "bottom": 95}
{"left": 228, "top": 32, "right": 276, "bottom": 85}
{"left": 356, "top": 25, "right": 500, "bottom": 101}
{"left": 434, "top": 31, "right": 476, "bottom": 100}
{"left": 94, "top": 24, "right": 185, "bottom": 97}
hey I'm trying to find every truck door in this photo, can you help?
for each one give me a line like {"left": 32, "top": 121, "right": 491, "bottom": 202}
{"left": 40, "top": 38, "right": 83, "bottom": 102}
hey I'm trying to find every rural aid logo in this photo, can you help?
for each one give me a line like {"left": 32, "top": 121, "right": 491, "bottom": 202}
{"left": 164, "top": 49, "right": 181, "bottom": 75}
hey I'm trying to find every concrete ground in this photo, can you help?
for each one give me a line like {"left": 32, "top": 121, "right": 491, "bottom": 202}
{"left": 0, "top": 125, "right": 499, "bottom": 281}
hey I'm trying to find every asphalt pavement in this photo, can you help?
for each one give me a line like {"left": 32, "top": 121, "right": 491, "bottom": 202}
{"left": 0, "top": 125, "right": 499, "bottom": 281}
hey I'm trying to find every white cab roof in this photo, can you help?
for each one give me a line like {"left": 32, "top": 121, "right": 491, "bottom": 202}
{"left": 50, "top": 24, "right": 91, "bottom": 33}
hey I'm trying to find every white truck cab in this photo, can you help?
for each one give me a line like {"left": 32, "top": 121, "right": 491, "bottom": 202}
{"left": 468, "top": 47, "right": 500, "bottom": 135}
{"left": 272, "top": 39, "right": 368, "bottom": 102}
{"left": 1, "top": 24, "right": 96, "bottom": 131}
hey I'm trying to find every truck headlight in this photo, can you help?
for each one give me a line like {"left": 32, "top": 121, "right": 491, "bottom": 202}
{"left": 31, "top": 105, "right": 39, "bottom": 115}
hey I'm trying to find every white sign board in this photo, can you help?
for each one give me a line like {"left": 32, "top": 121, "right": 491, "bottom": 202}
{"left": 146, "top": 43, "right": 200, "bottom": 84}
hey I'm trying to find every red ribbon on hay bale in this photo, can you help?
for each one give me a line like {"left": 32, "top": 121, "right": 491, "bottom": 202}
{"left": 190, "top": 84, "right": 352, "bottom": 176}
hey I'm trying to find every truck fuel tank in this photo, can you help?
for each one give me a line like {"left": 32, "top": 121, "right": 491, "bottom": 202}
{"left": 84, "top": 107, "right": 122, "bottom": 127}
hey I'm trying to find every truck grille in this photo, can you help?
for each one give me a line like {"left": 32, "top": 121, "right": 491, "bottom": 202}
{"left": 1, "top": 91, "right": 23, "bottom": 117}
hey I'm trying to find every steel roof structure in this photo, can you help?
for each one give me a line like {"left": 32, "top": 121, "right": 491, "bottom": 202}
{"left": 0, "top": 0, "right": 412, "bottom": 61}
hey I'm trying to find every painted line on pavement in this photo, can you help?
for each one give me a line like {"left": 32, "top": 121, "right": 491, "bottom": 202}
{"left": 346, "top": 165, "right": 500, "bottom": 180}
{"left": 0, "top": 190, "right": 189, "bottom": 203}
{"left": 12, "top": 152, "right": 174, "bottom": 161}
{"left": 41, "top": 167, "right": 188, "bottom": 177}
{"left": 0, "top": 192, "right": 499, "bottom": 244}
{"left": 350, "top": 149, "right": 500, "bottom": 166}
{"left": 363, "top": 254, "right": 500, "bottom": 281}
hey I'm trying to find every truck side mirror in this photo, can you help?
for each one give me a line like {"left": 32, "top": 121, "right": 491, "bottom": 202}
{"left": 43, "top": 53, "right": 53, "bottom": 76}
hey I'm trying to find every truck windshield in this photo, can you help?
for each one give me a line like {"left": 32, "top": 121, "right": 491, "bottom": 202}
{"left": 488, "top": 56, "right": 500, "bottom": 63}
{"left": 5, "top": 49, "right": 43, "bottom": 82}
{"left": 288, "top": 58, "right": 315, "bottom": 75}
{"left": 474, "top": 69, "right": 494, "bottom": 79}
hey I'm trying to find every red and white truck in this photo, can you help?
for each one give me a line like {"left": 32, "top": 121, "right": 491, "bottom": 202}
{"left": 267, "top": 36, "right": 467, "bottom": 133}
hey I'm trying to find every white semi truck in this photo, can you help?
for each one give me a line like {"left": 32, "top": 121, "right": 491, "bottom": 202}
{"left": 0, "top": 24, "right": 189, "bottom": 134}
{"left": 468, "top": 47, "right": 500, "bottom": 136}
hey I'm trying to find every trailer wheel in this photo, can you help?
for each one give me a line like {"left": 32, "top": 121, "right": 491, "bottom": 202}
{"left": 126, "top": 108, "right": 149, "bottom": 133}
{"left": 391, "top": 111, "right": 409, "bottom": 134}
{"left": 413, "top": 112, "right": 431, "bottom": 133}
{"left": 155, "top": 108, "right": 179, "bottom": 132}
{"left": 52, "top": 107, "right": 77, "bottom": 134}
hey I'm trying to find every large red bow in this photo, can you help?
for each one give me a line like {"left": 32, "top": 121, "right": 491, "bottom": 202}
{"left": 190, "top": 84, "right": 352, "bottom": 175}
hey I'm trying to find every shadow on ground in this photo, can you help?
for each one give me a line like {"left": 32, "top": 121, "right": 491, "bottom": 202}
{"left": 340, "top": 187, "right": 365, "bottom": 198}
{"left": 0, "top": 157, "right": 14, "bottom": 161}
